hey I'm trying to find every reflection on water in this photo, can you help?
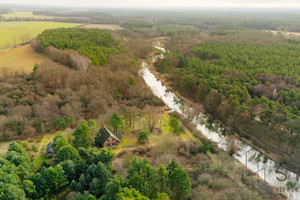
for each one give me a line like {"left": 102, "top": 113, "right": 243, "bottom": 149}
{"left": 140, "top": 45, "right": 300, "bottom": 200}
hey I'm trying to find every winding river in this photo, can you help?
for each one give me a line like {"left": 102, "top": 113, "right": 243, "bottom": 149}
{"left": 140, "top": 45, "right": 300, "bottom": 200}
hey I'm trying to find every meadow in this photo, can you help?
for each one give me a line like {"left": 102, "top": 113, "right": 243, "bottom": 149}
{"left": 0, "top": 44, "right": 70, "bottom": 75}
{"left": 0, "top": 21, "right": 80, "bottom": 49}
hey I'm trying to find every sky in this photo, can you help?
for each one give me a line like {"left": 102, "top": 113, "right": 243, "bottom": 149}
{"left": 1, "top": 0, "right": 300, "bottom": 8}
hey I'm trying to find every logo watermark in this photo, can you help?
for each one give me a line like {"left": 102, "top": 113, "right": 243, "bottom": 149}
{"left": 245, "top": 149, "right": 300, "bottom": 195}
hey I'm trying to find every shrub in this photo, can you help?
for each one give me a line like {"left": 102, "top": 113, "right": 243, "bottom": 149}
{"left": 36, "top": 138, "right": 42, "bottom": 143}
{"left": 202, "top": 140, "right": 211, "bottom": 154}
{"left": 31, "top": 145, "right": 37, "bottom": 152}
{"left": 169, "top": 114, "right": 179, "bottom": 134}
{"left": 137, "top": 130, "right": 150, "bottom": 143}
{"left": 151, "top": 134, "right": 180, "bottom": 156}
{"left": 55, "top": 117, "right": 72, "bottom": 130}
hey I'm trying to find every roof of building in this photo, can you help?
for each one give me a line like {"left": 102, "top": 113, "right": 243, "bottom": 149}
{"left": 97, "top": 126, "right": 122, "bottom": 146}
{"left": 47, "top": 141, "right": 54, "bottom": 154}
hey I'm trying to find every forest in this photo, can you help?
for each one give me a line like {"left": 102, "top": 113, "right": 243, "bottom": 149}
{"left": 0, "top": 24, "right": 285, "bottom": 199}
{"left": 35, "top": 28, "right": 120, "bottom": 66}
{"left": 0, "top": 119, "right": 191, "bottom": 200}
{"left": 1, "top": 8, "right": 299, "bottom": 34}
{"left": 2, "top": 7, "right": 300, "bottom": 199}
{"left": 155, "top": 33, "right": 300, "bottom": 173}
{"left": 0, "top": 28, "right": 158, "bottom": 141}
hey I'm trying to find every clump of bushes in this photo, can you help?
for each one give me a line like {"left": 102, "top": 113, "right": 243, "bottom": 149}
{"left": 137, "top": 130, "right": 150, "bottom": 143}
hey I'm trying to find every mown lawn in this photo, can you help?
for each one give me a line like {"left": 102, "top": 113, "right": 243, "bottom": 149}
{"left": 0, "top": 21, "right": 81, "bottom": 49}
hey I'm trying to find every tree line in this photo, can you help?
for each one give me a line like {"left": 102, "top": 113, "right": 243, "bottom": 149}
{"left": 156, "top": 38, "right": 300, "bottom": 173}
{"left": 35, "top": 28, "right": 120, "bottom": 66}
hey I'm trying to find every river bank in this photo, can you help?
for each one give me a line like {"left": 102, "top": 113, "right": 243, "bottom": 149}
{"left": 141, "top": 43, "right": 300, "bottom": 200}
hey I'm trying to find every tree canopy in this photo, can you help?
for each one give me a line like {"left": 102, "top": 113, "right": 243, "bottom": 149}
{"left": 37, "top": 28, "right": 120, "bottom": 66}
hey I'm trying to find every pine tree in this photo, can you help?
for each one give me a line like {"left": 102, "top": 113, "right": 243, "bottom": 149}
{"left": 72, "top": 120, "right": 92, "bottom": 148}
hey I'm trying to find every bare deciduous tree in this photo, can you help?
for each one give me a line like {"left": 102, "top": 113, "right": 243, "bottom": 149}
{"left": 144, "top": 105, "right": 160, "bottom": 132}
{"left": 69, "top": 52, "right": 91, "bottom": 71}
{"left": 8, "top": 105, "right": 32, "bottom": 123}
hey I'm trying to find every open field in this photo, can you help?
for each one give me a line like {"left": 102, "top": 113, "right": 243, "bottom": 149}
{"left": 80, "top": 24, "right": 124, "bottom": 30}
{"left": 0, "top": 44, "right": 70, "bottom": 75}
{"left": 268, "top": 30, "right": 300, "bottom": 38}
{"left": 2, "top": 11, "right": 53, "bottom": 20}
{"left": 0, "top": 21, "right": 81, "bottom": 49}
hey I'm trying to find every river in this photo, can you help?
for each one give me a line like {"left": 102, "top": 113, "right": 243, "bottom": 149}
{"left": 140, "top": 45, "right": 300, "bottom": 200}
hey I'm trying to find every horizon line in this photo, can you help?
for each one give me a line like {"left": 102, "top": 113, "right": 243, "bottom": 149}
{"left": 1, "top": 3, "right": 300, "bottom": 10}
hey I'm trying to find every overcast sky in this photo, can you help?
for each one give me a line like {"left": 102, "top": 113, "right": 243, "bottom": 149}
{"left": 1, "top": 0, "right": 300, "bottom": 8}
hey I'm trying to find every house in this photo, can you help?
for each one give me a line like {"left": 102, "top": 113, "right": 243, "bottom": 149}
{"left": 46, "top": 141, "right": 54, "bottom": 158}
{"left": 96, "top": 126, "right": 122, "bottom": 148}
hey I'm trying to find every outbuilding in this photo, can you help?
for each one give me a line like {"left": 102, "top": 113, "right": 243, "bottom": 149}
{"left": 46, "top": 141, "right": 54, "bottom": 158}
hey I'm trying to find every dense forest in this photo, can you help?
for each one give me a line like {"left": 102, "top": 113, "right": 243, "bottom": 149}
{"left": 34, "top": 28, "right": 120, "bottom": 67}
{"left": 155, "top": 33, "right": 300, "bottom": 173}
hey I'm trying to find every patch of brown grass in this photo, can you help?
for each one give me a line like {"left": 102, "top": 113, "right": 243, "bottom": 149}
{"left": 0, "top": 44, "right": 67, "bottom": 76}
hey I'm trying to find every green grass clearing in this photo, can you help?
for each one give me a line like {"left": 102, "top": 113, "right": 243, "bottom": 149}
{"left": 33, "top": 128, "right": 73, "bottom": 169}
{"left": 0, "top": 21, "right": 81, "bottom": 49}
{"left": 33, "top": 134, "right": 54, "bottom": 169}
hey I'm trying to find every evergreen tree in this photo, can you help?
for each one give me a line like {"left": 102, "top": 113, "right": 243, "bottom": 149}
{"left": 72, "top": 120, "right": 92, "bottom": 148}
{"left": 41, "top": 165, "right": 68, "bottom": 193}
{"left": 167, "top": 160, "right": 191, "bottom": 200}
{"left": 100, "top": 177, "right": 122, "bottom": 200}
{"left": 110, "top": 113, "right": 122, "bottom": 133}
{"left": 169, "top": 114, "right": 180, "bottom": 134}
{"left": 53, "top": 132, "right": 69, "bottom": 153}
{"left": 55, "top": 146, "right": 79, "bottom": 164}
{"left": 156, "top": 165, "right": 169, "bottom": 194}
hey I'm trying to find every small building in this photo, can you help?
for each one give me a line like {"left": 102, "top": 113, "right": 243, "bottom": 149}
{"left": 96, "top": 126, "right": 122, "bottom": 148}
{"left": 46, "top": 141, "right": 54, "bottom": 158}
